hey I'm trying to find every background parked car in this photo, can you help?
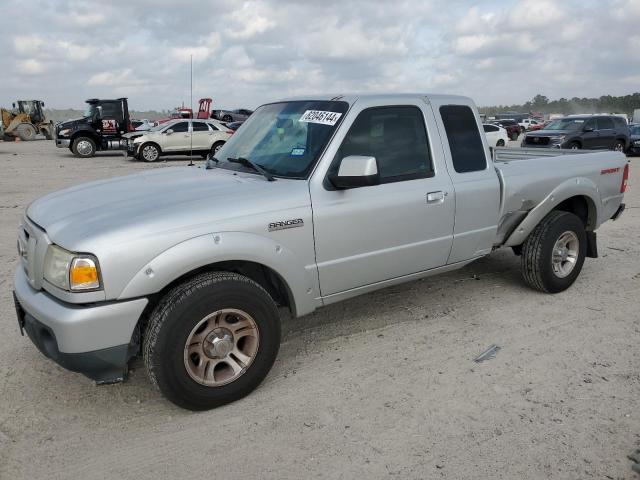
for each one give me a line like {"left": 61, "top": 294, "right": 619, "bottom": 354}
{"left": 212, "top": 109, "right": 253, "bottom": 122}
{"left": 627, "top": 123, "right": 640, "bottom": 156}
{"left": 132, "top": 119, "right": 156, "bottom": 131}
{"left": 483, "top": 123, "right": 509, "bottom": 147}
{"left": 519, "top": 118, "right": 543, "bottom": 131}
{"left": 223, "top": 121, "right": 244, "bottom": 132}
{"left": 522, "top": 115, "right": 630, "bottom": 151}
{"left": 492, "top": 119, "right": 521, "bottom": 140}
{"left": 125, "top": 119, "right": 232, "bottom": 162}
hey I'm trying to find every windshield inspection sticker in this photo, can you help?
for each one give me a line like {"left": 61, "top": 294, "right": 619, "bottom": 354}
{"left": 299, "top": 110, "right": 342, "bottom": 126}
{"left": 290, "top": 147, "right": 305, "bottom": 156}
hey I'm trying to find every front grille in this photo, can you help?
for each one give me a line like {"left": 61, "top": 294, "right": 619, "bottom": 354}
{"left": 525, "top": 136, "right": 550, "bottom": 146}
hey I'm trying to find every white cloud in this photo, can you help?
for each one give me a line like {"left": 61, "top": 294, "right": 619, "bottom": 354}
{"left": 87, "top": 69, "right": 145, "bottom": 87}
{"left": 170, "top": 33, "right": 221, "bottom": 63}
{"left": 13, "top": 35, "right": 46, "bottom": 55}
{"left": 224, "top": 1, "right": 275, "bottom": 39}
{"left": 58, "top": 41, "right": 94, "bottom": 61}
{"left": 16, "top": 59, "right": 46, "bottom": 74}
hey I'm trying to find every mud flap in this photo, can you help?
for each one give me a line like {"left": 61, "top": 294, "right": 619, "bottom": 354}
{"left": 586, "top": 231, "right": 598, "bottom": 258}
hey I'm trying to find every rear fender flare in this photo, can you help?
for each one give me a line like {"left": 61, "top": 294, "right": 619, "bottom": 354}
{"left": 504, "top": 177, "right": 601, "bottom": 247}
{"left": 118, "top": 232, "right": 318, "bottom": 317}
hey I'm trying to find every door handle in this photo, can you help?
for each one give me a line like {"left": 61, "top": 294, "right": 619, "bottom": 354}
{"left": 426, "top": 191, "right": 446, "bottom": 204}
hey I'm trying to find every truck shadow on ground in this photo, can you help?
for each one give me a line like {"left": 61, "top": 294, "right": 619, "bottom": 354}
{"left": 278, "top": 249, "right": 524, "bottom": 349}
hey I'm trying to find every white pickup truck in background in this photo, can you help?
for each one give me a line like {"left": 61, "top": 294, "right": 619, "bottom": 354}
{"left": 13, "top": 93, "right": 628, "bottom": 410}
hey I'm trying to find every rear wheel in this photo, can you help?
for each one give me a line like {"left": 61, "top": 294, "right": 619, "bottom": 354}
{"left": 613, "top": 140, "right": 625, "bottom": 152}
{"left": 143, "top": 272, "right": 281, "bottom": 410}
{"left": 72, "top": 136, "right": 96, "bottom": 157}
{"left": 16, "top": 123, "right": 37, "bottom": 141}
{"left": 211, "top": 141, "right": 225, "bottom": 156}
{"left": 496, "top": 139, "right": 505, "bottom": 147}
{"left": 521, "top": 211, "right": 587, "bottom": 293}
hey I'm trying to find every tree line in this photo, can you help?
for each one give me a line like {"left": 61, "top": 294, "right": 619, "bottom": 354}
{"left": 480, "top": 93, "right": 640, "bottom": 116}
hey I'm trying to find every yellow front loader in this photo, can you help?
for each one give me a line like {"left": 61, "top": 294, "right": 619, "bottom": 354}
{"left": 1, "top": 100, "right": 54, "bottom": 141}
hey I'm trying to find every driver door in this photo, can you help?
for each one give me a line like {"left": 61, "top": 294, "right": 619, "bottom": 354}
{"left": 162, "top": 121, "right": 190, "bottom": 152}
{"left": 310, "top": 102, "right": 455, "bottom": 297}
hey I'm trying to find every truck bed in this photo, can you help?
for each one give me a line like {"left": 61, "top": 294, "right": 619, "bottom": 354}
{"left": 493, "top": 149, "right": 627, "bottom": 246}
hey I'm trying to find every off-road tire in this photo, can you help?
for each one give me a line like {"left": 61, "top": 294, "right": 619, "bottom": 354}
{"left": 521, "top": 211, "right": 587, "bottom": 293}
{"left": 16, "top": 123, "right": 37, "bottom": 141}
{"left": 143, "top": 271, "right": 281, "bottom": 410}
{"left": 72, "top": 136, "right": 96, "bottom": 157}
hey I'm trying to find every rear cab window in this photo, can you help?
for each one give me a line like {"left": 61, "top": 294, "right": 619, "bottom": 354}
{"left": 439, "top": 105, "right": 487, "bottom": 173}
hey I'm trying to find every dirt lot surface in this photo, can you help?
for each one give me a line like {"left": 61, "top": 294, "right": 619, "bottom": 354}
{"left": 0, "top": 140, "right": 638, "bottom": 479}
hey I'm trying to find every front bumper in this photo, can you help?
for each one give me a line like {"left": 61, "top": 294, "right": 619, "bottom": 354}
{"left": 13, "top": 267, "right": 148, "bottom": 383}
{"left": 55, "top": 138, "right": 71, "bottom": 148}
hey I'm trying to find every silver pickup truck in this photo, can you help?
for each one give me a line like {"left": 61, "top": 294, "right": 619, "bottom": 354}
{"left": 13, "top": 94, "right": 628, "bottom": 410}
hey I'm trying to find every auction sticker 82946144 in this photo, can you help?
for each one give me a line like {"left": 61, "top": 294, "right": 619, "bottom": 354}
{"left": 299, "top": 110, "right": 342, "bottom": 126}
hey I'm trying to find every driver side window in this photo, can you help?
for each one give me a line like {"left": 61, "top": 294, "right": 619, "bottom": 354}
{"left": 170, "top": 122, "right": 189, "bottom": 133}
{"left": 330, "top": 106, "right": 433, "bottom": 184}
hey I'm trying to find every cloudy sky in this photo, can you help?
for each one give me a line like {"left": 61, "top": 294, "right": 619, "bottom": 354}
{"left": 2, "top": 0, "right": 639, "bottom": 111}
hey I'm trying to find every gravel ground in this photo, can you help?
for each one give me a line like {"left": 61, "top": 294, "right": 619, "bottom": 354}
{"left": 0, "top": 139, "right": 638, "bottom": 479}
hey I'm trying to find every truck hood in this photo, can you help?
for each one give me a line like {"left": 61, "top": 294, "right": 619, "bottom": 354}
{"left": 58, "top": 117, "right": 90, "bottom": 129}
{"left": 27, "top": 166, "right": 309, "bottom": 251}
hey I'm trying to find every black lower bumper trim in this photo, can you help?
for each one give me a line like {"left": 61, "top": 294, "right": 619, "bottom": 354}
{"left": 21, "top": 309, "right": 130, "bottom": 384}
{"left": 611, "top": 203, "right": 625, "bottom": 221}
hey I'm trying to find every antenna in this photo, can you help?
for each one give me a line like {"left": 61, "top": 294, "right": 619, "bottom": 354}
{"left": 188, "top": 54, "right": 194, "bottom": 166}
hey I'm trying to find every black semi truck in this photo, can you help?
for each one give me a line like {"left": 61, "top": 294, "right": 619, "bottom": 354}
{"left": 55, "top": 98, "right": 132, "bottom": 157}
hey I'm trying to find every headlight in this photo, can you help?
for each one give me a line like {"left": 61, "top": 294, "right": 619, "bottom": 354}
{"left": 58, "top": 128, "right": 71, "bottom": 137}
{"left": 43, "top": 245, "right": 101, "bottom": 291}
{"left": 634, "top": 140, "right": 640, "bottom": 146}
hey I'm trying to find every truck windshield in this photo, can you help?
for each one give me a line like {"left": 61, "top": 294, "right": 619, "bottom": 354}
{"left": 545, "top": 119, "right": 586, "bottom": 131}
{"left": 215, "top": 100, "right": 349, "bottom": 179}
{"left": 84, "top": 104, "right": 98, "bottom": 118}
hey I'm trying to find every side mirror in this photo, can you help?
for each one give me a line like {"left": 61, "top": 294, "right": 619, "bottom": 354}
{"left": 165, "top": 129, "right": 174, "bottom": 135}
{"left": 329, "top": 155, "right": 380, "bottom": 189}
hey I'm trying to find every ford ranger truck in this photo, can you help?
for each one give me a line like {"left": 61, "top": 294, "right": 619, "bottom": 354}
{"left": 13, "top": 94, "right": 628, "bottom": 410}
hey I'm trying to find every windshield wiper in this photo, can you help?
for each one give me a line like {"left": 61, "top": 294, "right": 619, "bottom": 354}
{"left": 227, "top": 157, "right": 275, "bottom": 182}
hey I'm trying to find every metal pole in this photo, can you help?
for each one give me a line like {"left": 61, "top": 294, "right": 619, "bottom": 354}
{"left": 188, "top": 54, "right": 194, "bottom": 166}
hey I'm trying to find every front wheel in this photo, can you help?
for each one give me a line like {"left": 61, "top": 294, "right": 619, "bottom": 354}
{"left": 496, "top": 139, "right": 505, "bottom": 147}
{"left": 613, "top": 140, "right": 625, "bottom": 152}
{"left": 521, "top": 211, "right": 587, "bottom": 293}
{"left": 16, "top": 124, "right": 37, "bottom": 141}
{"left": 140, "top": 143, "right": 160, "bottom": 162}
{"left": 569, "top": 141, "right": 581, "bottom": 150}
{"left": 143, "top": 272, "right": 281, "bottom": 410}
{"left": 72, "top": 136, "right": 96, "bottom": 157}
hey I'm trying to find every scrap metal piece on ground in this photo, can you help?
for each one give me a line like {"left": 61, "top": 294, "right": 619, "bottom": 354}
{"left": 474, "top": 345, "right": 501, "bottom": 363}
